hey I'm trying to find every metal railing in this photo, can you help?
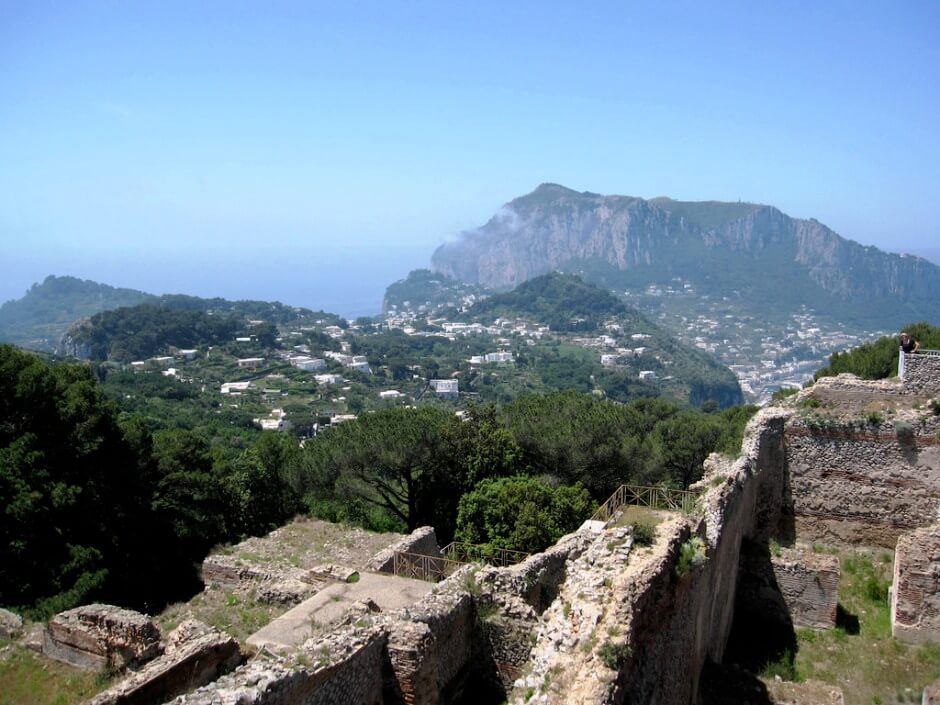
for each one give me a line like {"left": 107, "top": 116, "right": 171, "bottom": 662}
{"left": 591, "top": 484, "right": 700, "bottom": 523}
{"left": 439, "top": 542, "right": 530, "bottom": 567}
{"left": 392, "top": 551, "right": 466, "bottom": 582}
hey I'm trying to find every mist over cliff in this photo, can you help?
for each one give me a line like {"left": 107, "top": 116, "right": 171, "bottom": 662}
{"left": 431, "top": 184, "right": 940, "bottom": 327}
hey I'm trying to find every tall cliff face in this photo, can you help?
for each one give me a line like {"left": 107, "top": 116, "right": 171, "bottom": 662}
{"left": 431, "top": 184, "right": 940, "bottom": 325}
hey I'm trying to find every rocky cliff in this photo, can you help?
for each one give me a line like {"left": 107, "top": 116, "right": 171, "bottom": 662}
{"left": 431, "top": 184, "right": 940, "bottom": 326}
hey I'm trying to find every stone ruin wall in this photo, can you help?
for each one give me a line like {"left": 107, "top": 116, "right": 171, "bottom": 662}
{"left": 891, "top": 525, "right": 940, "bottom": 645}
{"left": 509, "top": 408, "right": 792, "bottom": 705}
{"left": 785, "top": 411, "right": 940, "bottom": 548}
{"left": 902, "top": 352, "right": 940, "bottom": 396}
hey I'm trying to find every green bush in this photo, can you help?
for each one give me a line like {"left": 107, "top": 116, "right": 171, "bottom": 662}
{"left": 632, "top": 522, "right": 656, "bottom": 547}
{"left": 598, "top": 640, "right": 632, "bottom": 670}
{"left": 676, "top": 536, "right": 707, "bottom": 577}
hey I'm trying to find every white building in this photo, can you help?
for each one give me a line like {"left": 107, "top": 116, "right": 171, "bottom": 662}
{"left": 315, "top": 373, "right": 345, "bottom": 385}
{"left": 430, "top": 379, "right": 459, "bottom": 399}
{"left": 639, "top": 370, "right": 657, "bottom": 381}
{"left": 600, "top": 354, "right": 619, "bottom": 366}
{"left": 379, "top": 390, "right": 404, "bottom": 399}
{"left": 484, "top": 351, "right": 514, "bottom": 363}
{"left": 178, "top": 349, "right": 198, "bottom": 360}
{"left": 237, "top": 357, "right": 265, "bottom": 369}
{"left": 291, "top": 356, "right": 326, "bottom": 372}
{"left": 221, "top": 381, "right": 254, "bottom": 394}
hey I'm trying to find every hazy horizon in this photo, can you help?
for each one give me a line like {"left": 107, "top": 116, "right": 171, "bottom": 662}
{"left": 2, "top": 2, "right": 938, "bottom": 316}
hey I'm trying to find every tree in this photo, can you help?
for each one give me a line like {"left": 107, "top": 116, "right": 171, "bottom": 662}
{"left": 455, "top": 476, "right": 595, "bottom": 553}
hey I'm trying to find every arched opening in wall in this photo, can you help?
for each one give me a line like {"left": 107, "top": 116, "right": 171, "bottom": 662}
{"left": 703, "top": 538, "right": 797, "bottom": 703}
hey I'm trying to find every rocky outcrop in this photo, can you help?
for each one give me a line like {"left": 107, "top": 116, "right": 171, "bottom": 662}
{"left": 0, "top": 607, "right": 23, "bottom": 640}
{"left": 430, "top": 183, "right": 940, "bottom": 325}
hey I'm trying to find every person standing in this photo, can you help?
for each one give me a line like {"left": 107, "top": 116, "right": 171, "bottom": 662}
{"left": 900, "top": 332, "right": 920, "bottom": 354}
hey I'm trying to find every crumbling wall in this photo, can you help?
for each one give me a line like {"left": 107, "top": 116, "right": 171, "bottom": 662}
{"left": 891, "top": 525, "right": 940, "bottom": 644}
{"left": 42, "top": 604, "right": 161, "bottom": 672}
{"left": 509, "top": 408, "right": 791, "bottom": 705}
{"left": 368, "top": 527, "right": 442, "bottom": 574}
{"left": 785, "top": 416, "right": 940, "bottom": 547}
{"left": 88, "top": 620, "right": 242, "bottom": 705}
{"left": 169, "top": 624, "right": 388, "bottom": 705}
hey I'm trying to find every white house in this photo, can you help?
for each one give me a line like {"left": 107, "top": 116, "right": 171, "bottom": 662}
{"left": 130, "top": 361, "right": 146, "bottom": 370}
{"left": 601, "top": 354, "right": 619, "bottom": 367}
{"left": 639, "top": 370, "right": 657, "bottom": 381}
{"left": 237, "top": 357, "right": 265, "bottom": 369}
{"left": 430, "top": 379, "right": 459, "bottom": 399}
{"left": 221, "top": 381, "right": 254, "bottom": 394}
{"left": 484, "top": 351, "right": 514, "bottom": 363}
{"left": 150, "top": 356, "right": 175, "bottom": 367}
{"left": 178, "top": 349, "right": 198, "bottom": 360}
{"left": 468, "top": 355, "right": 485, "bottom": 365}
{"left": 380, "top": 390, "right": 404, "bottom": 399}
{"left": 291, "top": 356, "right": 326, "bottom": 372}
{"left": 315, "top": 373, "right": 345, "bottom": 385}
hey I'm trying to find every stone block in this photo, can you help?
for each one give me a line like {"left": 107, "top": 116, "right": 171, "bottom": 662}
{"left": 771, "top": 548, "right": 840, "bottom": 629}
{"left": 87, "top": 620, "right": 242, "bottom": 705}
{"left": 43, "top": 604, "right": 161, "bottom": 672}
{"left": 923, "top": 678, "right": 940, "bottom": 705}
{"left": 0, "top": 607, "right": 24, "bottom": 640}
{"left": 892, "top": 525, "right": 940, "bottom": 644}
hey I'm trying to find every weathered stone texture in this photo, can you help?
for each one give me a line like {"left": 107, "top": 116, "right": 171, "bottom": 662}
{"left": 771, "top": 548, "right": 839, "bottom": 629}
{"left": 87, "top": 620, "right": 242, "bottom": 705}
{"left": 510, "top": 408, "right": 791, "bottom": 705}
{"left": 902, "top": 353, "right": 940, "bottom": 395}
{"left": 200, "top": 557, "right": 328, "bottom": 606}
{"left": 924, "top": 678, "right": 940, "bottom": 705}
{"left": 786, "top": 416, "right": 940, "bottom": 548}
{"left": 0, "top": 607, "right": 24, "bottom": 640}
{"left": 891, "top": 525, "right": 940, "bottom": 644}
{"left": 170, "top": 625, "right": 387, "bottom": 705}
{"left": 43, "top": 604, "right": 161, "bottom": 672}
{"left": 765, "top": 678, "right": 845, "bottom": 704}
{"left": 367, "top": 527, "right": 441, "bottom": 574}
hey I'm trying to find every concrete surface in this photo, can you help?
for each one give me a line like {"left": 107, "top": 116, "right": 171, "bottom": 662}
{"left": 246, "top": 572, "right": 434, "bottom": 651}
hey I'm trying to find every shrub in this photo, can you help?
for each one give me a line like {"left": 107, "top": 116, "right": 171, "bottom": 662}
{"left": 895, "top": 420, "right": 915, "bottom": 437}
{"left": 865, "top": 411, "right": 884, "bottom": 425}
{"left": 632, "top": 522, "right": 656, "bottom": 547}
{"left": 676, "top": 536, "right": 707, "bottom": 577}
{"left": 598, "top": 640, "right": 632, "bottom": 670}
{"left": 930, "top": 399, "right": 940, "bottom": 416}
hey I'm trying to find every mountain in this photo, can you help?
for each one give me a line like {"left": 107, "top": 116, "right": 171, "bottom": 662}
{"left": 382, "top": 269, "right": 487, "bottom": 315}
{"left": 0, "top": 275, "right": 154, "bottom": 351}
{"left": 431, "top": 183, "right": 940, "bottom": 328}
{"left": 0, "top": 275, "right": 347, "bottom": 354}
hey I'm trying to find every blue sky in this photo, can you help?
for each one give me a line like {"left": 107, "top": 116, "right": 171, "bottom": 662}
{"left": 1, "top": 1, "right": 938, "bottom": 316}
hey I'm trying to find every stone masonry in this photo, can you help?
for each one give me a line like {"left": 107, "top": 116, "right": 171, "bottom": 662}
{"left": 902, "top": 352, "right": 940, "bottom": 395}
{"left": 785, "top": 377, "right": 940, "bottom": 548}
{"left": 891, "top": 525, "right": 940, "bottom": 644}
{"left": 771, "top": 547, "right": 840, "bottom": 629}
{"left": 87, "top": 620, "right": 242, "bottom": 705}
{"left": 43, "top": 604, "right": 162, "bottom": 672}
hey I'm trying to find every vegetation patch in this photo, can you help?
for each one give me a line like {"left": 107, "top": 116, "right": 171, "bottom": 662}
{"left": 676, "top": 536, "right": 707, "bottom": 577}
{"left": 791, "top": 547, "right": 940, "bottom": 705}
{"left": 0, "top": 641, "right": 106, "bottom": 705}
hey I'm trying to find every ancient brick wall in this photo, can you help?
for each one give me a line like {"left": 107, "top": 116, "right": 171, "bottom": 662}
{"left": 891, "top": 525, "right": 940, "bottom": 644}
{"left": 770, "top": 548, "right": 839, "bottom": 629}
{"left": 785, "top": 416, "right": 940, "bottom": 547}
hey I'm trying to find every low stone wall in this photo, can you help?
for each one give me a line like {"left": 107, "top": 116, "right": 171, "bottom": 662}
{"left": 771, "top": 548, "right": 839, "bottom": 629}
{"left": 169, "top": 624, "right": 388, "bottom": 705}
{"left": 785, "top": 416, "right": 940, "bottom": 548}
{"left": 902, "top": 352, "right": 940, "bottom": 395}
{"left": 367, "top": 527, "right": 442, "bottom": 574}
{"left": 43, "top": 604, "right": 161, "bottom": 672}
{"left": 891, "top": 525, "right": 940, "bottom": 645}
{"left": 88, "top": 620, "right": 242, "bottom": 705}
